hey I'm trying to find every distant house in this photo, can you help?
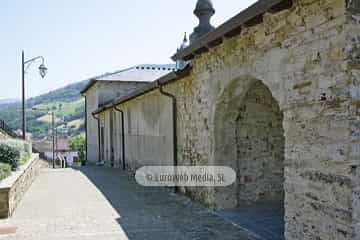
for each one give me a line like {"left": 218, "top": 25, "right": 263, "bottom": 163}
{"left": 32, "top": 139, "right": 78, "bottom": 166}
{"left": 80, "top": 64, "right": 176, "bottom": 165}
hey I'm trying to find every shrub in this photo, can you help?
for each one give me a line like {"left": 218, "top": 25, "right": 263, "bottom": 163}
{"left": 0, "top": 139, "right": 32, "bottom": 167}
{"left": 20, "top": 152, "right": 30, "bottom": 165}
{"left": 0, "top": 139, "right": 25, "bottom": 153}
{"left": 70, "top": 135, "right": 85, "bottom": 165}
{"left": 0, "top": 143, "right": 21, "bottom": 170}
{"left": 0, "top": 163, "right": 11, "bottom": 181}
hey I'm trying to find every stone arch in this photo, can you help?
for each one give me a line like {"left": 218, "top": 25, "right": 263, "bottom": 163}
{"left": 213, "top": 76, "right": 285, "bottom": 210}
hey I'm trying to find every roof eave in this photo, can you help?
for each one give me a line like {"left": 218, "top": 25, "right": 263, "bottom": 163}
{"left": 80, "top": 79, "right": 153, "bottom": 95}
{"left": 80, "top": 79, "right": 97, "bottom": 94}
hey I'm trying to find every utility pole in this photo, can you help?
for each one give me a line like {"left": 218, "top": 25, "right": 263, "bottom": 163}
{"left": 55, "top": 128, "right": 58, "bottom": 159}
{"left": 52, "top": 112, "right": 55, "bottom": 169}
{"left": 21, "top": 51, "right": 25, "bottom": 140}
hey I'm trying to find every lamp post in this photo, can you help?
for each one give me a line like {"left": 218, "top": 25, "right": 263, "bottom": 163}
{"left": 22, "top": 51, "right": 48, "bottom": 140}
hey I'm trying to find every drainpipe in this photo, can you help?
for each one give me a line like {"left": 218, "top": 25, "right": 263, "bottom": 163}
{"left": 92, "top": 113, "right": 101, "bottom": 164}
{"left": 157, "top": 80, "right": 178, "bottom": 171}
{"left": 84, "top": 95, "right": 88, "bottom": 164}
{"left": 114, "top": 106, "right": 126, "bottom": 171}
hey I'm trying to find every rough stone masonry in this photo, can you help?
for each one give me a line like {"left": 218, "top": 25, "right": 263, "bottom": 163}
{"left": 92, "top": 0, "right": 360, "bottom": 239}
{"left": 166, "top": 0, "right": 360, "bottom": 238}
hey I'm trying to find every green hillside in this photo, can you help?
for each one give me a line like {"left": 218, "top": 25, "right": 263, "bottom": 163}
{"left": 0, "top": 80, "right": 88, "bottom": 139}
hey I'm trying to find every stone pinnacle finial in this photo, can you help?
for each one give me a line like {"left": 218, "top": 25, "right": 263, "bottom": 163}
{"left": 190, "top": 0, "right": 215, "bottom": 43}
{"left": 176, "top": 32, "right": 189, "bottom": 70}
{"left": 181, "top": 32, "right": 188, "bottom": 49}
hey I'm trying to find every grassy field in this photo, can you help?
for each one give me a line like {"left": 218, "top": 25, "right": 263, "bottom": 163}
{"left": 33, "top": 98, "right": 84, "bottom": 117}
{"left": 68, "top": 119, "right": 84, "bottom": 128}
{"left": 0, "top": 80, "right": 87, "bottom": 140}
{"left": 32, "top": 99, "right": 85, "bottom": 138}
{"left": 37, "top": 114, "right": 62, "bottom": 123}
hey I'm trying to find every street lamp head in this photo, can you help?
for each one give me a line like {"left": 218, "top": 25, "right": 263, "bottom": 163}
{"left": 39, "top": 63, "right": 47, "bottom": 78}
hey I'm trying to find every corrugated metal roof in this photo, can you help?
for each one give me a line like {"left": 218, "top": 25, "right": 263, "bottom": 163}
{"left": 81, "top": 64, "right": 176, "bottom": 94}
{"left": 96, "top": 64, "right": 176, "bottom": 82}
{"left": 93, "top": 65, "right": 192, "bottom": 115}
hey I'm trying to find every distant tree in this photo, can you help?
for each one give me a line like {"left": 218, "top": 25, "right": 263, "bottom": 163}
{"left": 0, "top": 79, "right": 88, "bottom": 140}
{"left": 69, "top": 135, "right": 85, "bottom": 165}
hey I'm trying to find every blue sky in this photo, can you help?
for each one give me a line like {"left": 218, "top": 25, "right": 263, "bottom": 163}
{"left": 0, "top": 0, "right": 256, "bottom": 99}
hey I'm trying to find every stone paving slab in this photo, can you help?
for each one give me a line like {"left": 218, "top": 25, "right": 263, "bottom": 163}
{"left": 0, "top": 167, "right": 254, "bottom": 240}
{"left": 216, "top": 205, "right": 285, "bottom": 240}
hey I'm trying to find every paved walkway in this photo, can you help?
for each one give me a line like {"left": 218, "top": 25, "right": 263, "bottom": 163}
{"left": 216, "top": 205, "right": 284, "bottom": 240}
{"left": 0, "top": 166, "right": 254, "bottom": 240}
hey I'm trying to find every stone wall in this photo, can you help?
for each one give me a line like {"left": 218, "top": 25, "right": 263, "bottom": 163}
{"left": 162, "top": 0, "right": 355, "bottom": 239}
{"left": 235, "top": 81, "right": 284, "bottom": 206}
{"left": 345, "top": 1, "right": 360, "bottom": 238}
{"left": 95, "top": 0, "right": 359, "bottom": 239}
{"left": 0, "top": 154, "right": 48, "bottom": 218}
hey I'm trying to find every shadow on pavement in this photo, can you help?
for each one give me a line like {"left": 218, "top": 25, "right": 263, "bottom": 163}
{"left": 75, "top": 166, "right": 255, "bottom": 240}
